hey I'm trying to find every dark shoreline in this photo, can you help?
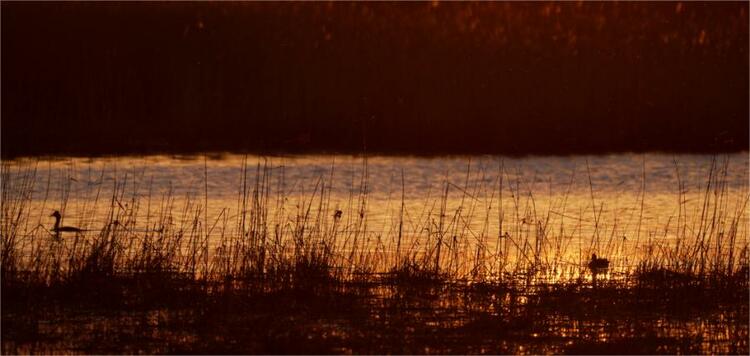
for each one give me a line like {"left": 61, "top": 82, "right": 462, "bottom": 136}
{"left": 3, "top": 146, "right": 748, "bottom": 160}
{"left": 3, "top": 271, "right": 748, "bottom": 354}
{"left": 4, "top": 2, "right": 747, "bottom": 162}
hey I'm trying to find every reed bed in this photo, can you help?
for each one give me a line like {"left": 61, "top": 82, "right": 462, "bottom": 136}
{"left": 2, "top": 155, "right": 746, "bottom": 287}
{"left": 1, "top": 155, "right": 748, "bottom": 354}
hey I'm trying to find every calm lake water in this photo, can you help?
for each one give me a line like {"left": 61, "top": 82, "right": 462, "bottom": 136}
{"left": 3, "top": 152, "right": 748, "bottom": 277}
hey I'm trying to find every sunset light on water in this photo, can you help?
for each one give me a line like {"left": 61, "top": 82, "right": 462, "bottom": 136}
{"left": 2, "top": 2, "right": 747, "bottom": 354}
{"left": 4, "top": 153, "right": 748, "bottom": 280}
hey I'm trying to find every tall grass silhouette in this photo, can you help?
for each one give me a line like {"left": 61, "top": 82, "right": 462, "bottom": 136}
{"left": 1, "top": 154, "right": 747, "bottom": 353}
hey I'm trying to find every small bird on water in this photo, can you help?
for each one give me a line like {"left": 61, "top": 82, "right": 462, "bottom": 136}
{"left": 588, "top": 253, "right": 610, "bottom": 274}
{"left": 50, "top": 210, "right": 84, "bottom": 234}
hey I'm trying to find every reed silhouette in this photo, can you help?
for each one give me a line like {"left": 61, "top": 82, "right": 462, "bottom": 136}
{"left": 1, "top": 156, "right": 747, "bottom": 354}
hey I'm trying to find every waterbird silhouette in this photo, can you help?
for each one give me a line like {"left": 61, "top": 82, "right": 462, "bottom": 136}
{"left": 50, "top": 211, "right": 84, "bottom": 235}
{"left": 588, "top": 253, "right": 609, "bottom": 288}
{"left": 588, "top": 253, "right": 610, "bottom": 272}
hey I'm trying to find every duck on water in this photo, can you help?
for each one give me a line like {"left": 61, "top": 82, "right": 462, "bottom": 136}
{"left": 50, "top": 210, "right": 84, "bottom": 236}
{"left": 588, "top": 253, "right": 610, "bottom": 287}
{"left": 588, "top": 253, "right": 610, "bottom": 273}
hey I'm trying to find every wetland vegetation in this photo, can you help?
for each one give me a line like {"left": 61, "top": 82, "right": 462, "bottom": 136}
{"left": 2, "top": 154, "right": 747, "bottom": 354}
{"left": 3, "top": 2, "right": 748, "bottom": 354}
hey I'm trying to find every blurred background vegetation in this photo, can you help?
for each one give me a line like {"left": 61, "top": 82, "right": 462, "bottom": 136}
{"left": 2, "top": 2, "right": 747, "bottom": 157}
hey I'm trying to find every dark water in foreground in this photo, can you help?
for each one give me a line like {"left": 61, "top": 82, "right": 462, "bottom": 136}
{"left": 3, "top": 276, "right": 748, "bottom": 354}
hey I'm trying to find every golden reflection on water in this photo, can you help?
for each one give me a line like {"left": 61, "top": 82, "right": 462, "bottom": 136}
{"left": 3, "top": 153, "right": 748, "bottom": 279}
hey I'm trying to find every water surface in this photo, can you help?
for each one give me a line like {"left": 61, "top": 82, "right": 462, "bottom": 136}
{"left": 4, "top": 152, "right": 748, "bottom": 278}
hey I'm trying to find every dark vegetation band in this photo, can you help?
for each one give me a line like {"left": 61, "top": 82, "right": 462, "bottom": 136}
{"left": 2, "top": 2, "right": 748, "bottom": 157}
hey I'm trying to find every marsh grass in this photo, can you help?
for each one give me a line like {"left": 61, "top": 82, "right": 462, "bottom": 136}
{"left": 1, "top": 155, "right": 747, "bottom": 354}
